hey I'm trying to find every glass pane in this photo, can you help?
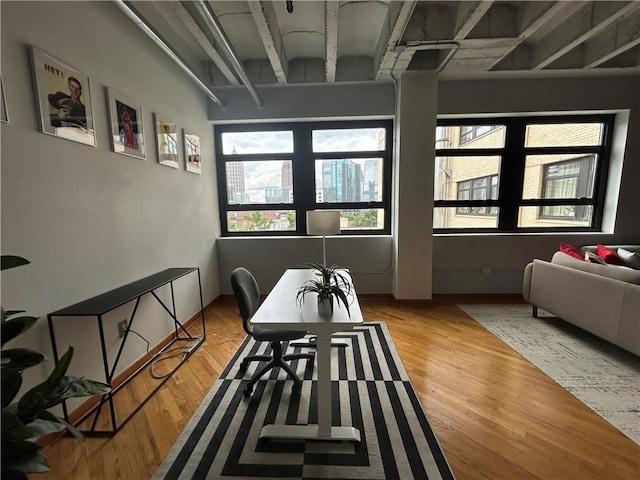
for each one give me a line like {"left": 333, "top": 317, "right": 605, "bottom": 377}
{"left": 315, "top": 158, "right": 383, "bottom": 202}
{"left": 434, "top": 207, "right": 499, "bottom": 229}
{"left": 435, "top": 125, "right": 505, "bottom": 149}
{"left": 338, "top": 209, "right": 385, "bottom": 230}
{"left": 226, "top": 160, "right": 293, "bottom": 204}
{"left": 434, "top": 156, "right": 500, "bottom": 201}
{"left": 221, "top": 131, "right": 293, "bottom": 154}
{"left": 525, "top": 123, "right": 603, "bottom": 147}
{"left": 522, "top": 154, "right": 596, "bottom": 200}
{"left": 518, "top": 205, "right": 593, "bottom": 228}
{"left": 227, "top": 210, "right": 296, "bottom": 232}
{"left": 312, "top": 128, "right": 385, "bottom": 152}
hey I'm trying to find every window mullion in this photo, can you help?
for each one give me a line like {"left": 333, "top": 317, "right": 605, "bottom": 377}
{"left": 498, "top": 120, "right": 525, "bottom": 230}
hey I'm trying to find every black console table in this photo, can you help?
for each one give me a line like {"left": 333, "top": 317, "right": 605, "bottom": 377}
{"left": 47, "top": 267, "right": 205, "bottom": 435}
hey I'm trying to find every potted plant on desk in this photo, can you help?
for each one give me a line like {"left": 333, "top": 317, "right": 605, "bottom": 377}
{"left": 296, "top": 262, "right": 352, "bottom": 317}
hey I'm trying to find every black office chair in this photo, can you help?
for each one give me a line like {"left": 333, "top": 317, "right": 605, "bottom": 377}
{"left": 230, "top": 267, "right": 314, "bottom": 397}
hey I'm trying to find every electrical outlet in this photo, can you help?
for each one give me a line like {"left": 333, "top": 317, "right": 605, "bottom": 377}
{"left": 118, "top": 319, "right": 128, "bottom": 338}
{"left": 481, "top": 266, "right": 492, "bottom": 276}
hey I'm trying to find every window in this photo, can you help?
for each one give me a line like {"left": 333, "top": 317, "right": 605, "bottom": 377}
{"left": 215, "top": 120, "right": 393, "bottom": 236}
{"left": 459, "top": 125, "right": 499, "bottom": 144}
{"left": 540, "top": 156, "right": 594, "bottom": 220}
{"left": 434, "top": 115, "right": 613, "bottom": 232}
{"left": 456, "top": 175, "right": 498, "bottom": 216}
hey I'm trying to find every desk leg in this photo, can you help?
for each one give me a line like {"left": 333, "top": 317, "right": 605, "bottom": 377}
{"left": 316, "top": 334, "right": 332, "bottom": 436}
{"left": 259, "top": 332, "right": 360, "bottom": 442}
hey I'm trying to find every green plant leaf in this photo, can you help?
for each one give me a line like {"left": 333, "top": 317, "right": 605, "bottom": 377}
{"left": 50, "top": 376, "right": 111, "bottom": 402}
{"left": 1, "top": 411, "right": 32, "bottom": 441}
{"left": 42, "top": 346, "right": 74, "bottom": 396}
{"left": 1, "top": 348, "right": 47, "bottom": 372}
{"left": 2, "top": 468, "right": 29, "bottom": 480}
{"left": 25, "top": 417, "right": 66, "bottom": 438}
{"left": 17, "top": 374, "right": 110, "bottom": 421}
{"left": 1, "top": 316, "right": 39, "bottom": 347}
{"left": 2, "top": 371, "right": 23, "bottom": 408}
{"left": 2, "top": 440, "right": 49, "bottom": 473}
{"left": 1, "top": 256, "right": 30, "bottom": 271}
{"left": 38, "top": 410, "right": 84, "bottom": 442}
{"left": 2, "top": 308, "right": 26, "bottom": 322}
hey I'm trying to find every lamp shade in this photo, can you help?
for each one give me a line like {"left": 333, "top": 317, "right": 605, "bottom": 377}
{"left": 306, "top": 210, "right": 341, "bottom": 236}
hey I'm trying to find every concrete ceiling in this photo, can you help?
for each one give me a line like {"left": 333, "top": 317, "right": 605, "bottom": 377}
{"left": 125, "top": 0, "right": 640, "bottom": 92}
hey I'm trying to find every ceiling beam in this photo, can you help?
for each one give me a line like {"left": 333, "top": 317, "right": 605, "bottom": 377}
{"left": 453, "top": 0, "right": 494, "bottom": 40}
{"left": 168, "top": 1, "right": 239, "bottom": 85}
{"left": 375, "top": 0, "right": 417, "bottom": 80}
{"left": 583, "top": 9, "right": 640, "bottom": 68}
{"left": 247, "top": 1, "right": 288, "bottom": 85}
{"left": 325, "top": 1, "right": 339, "bottom": 82}
{"left": 531, "top": 1, "right": 640, "bottom": 70}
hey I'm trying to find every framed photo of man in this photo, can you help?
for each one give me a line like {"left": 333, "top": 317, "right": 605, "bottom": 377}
{"left": 154, "top": 113, "right": 179, "bottom": 168}
{"left": 106, "top": 87, "right": 145, "bottom": 160}
{"left": 183, "top": 129, "right": 201, "bottom": 174}
{"left": 29, "top": 46, "right": 96, "bottom": 146}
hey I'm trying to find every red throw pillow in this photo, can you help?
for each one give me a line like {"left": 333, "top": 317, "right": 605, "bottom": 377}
{"left": 596, "top": 244, "right": 625, "bottom": 266}
{"left": 559, "top": 242, "right": 584, "bottom": 261}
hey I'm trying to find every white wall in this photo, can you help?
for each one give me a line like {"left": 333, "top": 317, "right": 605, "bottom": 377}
{"left": 1, "top": 2, "right": 219, "bottom": 398}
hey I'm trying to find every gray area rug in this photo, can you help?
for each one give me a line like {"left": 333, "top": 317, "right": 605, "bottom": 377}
{"left": 459, "top": 304, "right": 640, "bottom": 445}
{"left": 154, "top": 322, "right": 454, "bottom": 479}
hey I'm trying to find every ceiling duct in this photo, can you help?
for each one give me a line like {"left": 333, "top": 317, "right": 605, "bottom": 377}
{"left": 112, "top": 0, "right": 225, "bottom": 108}
{"left": 191, "top": 0, "right": 263, "bottom": 108}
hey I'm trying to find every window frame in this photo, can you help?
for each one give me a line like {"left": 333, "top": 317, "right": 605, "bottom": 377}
{"left": 215, "top": 119, "right": 393, "bottom": 236}
{"left": 435, "top": 114, "right": 614, "bottom": 233}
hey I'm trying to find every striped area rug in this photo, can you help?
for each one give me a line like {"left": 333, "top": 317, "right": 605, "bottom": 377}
{"left": 153, "top": 322, "right": 454, "bottom": 480}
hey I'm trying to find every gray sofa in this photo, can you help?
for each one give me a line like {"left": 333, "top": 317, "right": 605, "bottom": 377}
{"left": 522, "top": 245, "right": 640, "bottom": 356}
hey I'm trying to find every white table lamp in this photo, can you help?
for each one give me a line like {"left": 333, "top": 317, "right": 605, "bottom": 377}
{"left": 306, "top": 210, "right": 341, "bottom": 266}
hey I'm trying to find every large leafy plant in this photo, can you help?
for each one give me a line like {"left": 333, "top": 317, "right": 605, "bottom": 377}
{"left": 296, "top": 262, "right": 353, "bottom": 317}
{"left": 1, "top": 256, "right": 111, "bottom": 480}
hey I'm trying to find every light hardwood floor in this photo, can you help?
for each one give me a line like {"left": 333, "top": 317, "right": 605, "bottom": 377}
{"left": 37, "top": 296, "right": 639, "bottom": 479}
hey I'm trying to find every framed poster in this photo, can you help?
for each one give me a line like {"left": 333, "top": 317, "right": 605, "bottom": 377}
{"left": 154, "top": 113, "right": 179, "bottom": 168}
{"left": 29, "top": 46, "right": 96, "bottom": 146}
{"left": 106, "top": 87, "right": 145, "bottom": 159}
{"left": 1, "top": 79, "right": 8, "bottom": 123}
{"left": 183, "top": 129, "right": 201, "bottom": 174}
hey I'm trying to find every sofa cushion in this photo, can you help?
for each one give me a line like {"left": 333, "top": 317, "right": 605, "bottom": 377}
{"left": 559, "top": 242, "right": 584, "bottom": 260}
{"left": 596, "top": 244, "right": 625, "bottom": 266}
{"left": 552, "top": 251, "right": 640, "bottom": 285}
{"left": 618, "top": 248, "right": 640, "bottom": 270}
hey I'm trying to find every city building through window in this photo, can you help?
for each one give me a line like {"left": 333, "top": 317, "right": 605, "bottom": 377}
{"left": 434, "top": 114, "right": 613, "bottom": 232}
{"left": 215, "top": 120, "right": 392, "bottom": 235}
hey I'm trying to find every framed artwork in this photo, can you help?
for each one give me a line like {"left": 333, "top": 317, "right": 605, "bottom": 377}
{"left": 29, "top": 46, "right": 95, "bottom": 146}
{"left": 106, "top": 87, "right": 145, "bottom": 159}
{"left": 154, "top": 113, "right": 179, "bottom": 168}
{"left": 1, "top": 79, "right": 8, "bottom": 123}
{"left": 183, "top": 129, "right": 201, "bottom": 174}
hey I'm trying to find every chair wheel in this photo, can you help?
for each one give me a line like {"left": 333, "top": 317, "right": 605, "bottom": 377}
{"left": 239, "top": 361, "right": 248, "bottom": 373}
{"left": 243, "top": 384, "right": 253, "bottom": 397}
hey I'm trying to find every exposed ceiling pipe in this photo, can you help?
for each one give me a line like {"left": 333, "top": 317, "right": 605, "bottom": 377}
{"left": 192, "top": 0, "right": 263, "bottom": 108}
{"left": 112, "top": 0, "right": 225, "bottom": 108}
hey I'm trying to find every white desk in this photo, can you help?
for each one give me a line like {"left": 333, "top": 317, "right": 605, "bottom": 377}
{"left": 250, "top": 268, "right": 363, "bottom": 442}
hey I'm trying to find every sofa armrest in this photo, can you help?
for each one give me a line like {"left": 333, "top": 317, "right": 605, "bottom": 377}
{"left": 522, "top": 262, "right": 533, "bottom": 303}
